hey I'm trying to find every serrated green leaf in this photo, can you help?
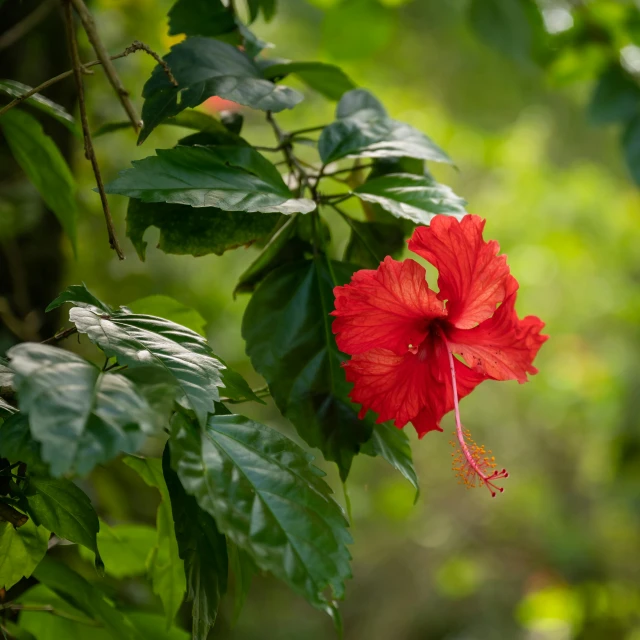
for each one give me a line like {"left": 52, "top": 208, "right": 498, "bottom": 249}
{"left": 243, "top": 259, "right": 372, "bottom": 478}
{"left": 0, "top": 109, "right": 77, "bottom": 252}
{"left": 169, "top": 412, "right": 352, "bottom": 612}
{"left": 234, "top": 214, "right": 311, "bottom": 295}
{"left": 168, "top": 0, "right": 235, "bottom": 37}
{"left": 67, "top": 304, "right": 224, "bottom": 427}
{"left": 318, "top": 89, "right": 452, "bottom": 165}
{"left": 0, "top": 518, "right": 49, "bottom": 590}
{"left": 262, "top": 61, "right": 356, "bottom": 101}
{"left": 361, "top": 422, "right": 419, "bottom": 496}
{"left": 343, "top": 218, "right": 405, "bottom": 268}
{"left": 46, "top": 283, "right": 113, "bottom": 313}
{"left": 353, "top": 173, "right": 467, "bottom": 224}
{"left": 78, "top": 522, "right": 156, "bottom": 578}
{"left": 0, "top": 80, "right": 79, "bottom": 135}
{"left": 0, "top": 413, "right": 45, "bottom": 471}
{"left": 139, "top": 37, "right": 302, "bottom": 143}
{"left": 126, "top": 295, "right": 207, "bottom": 336}
{"left": 163, "top": 446, "right": 227, "bottom": 640}
{"left": 123, "top": 456, "right": 186, "bottom": 628}
{"left": 33, "top": 556, "right": 144, "bottom": 639}
{"left": 589, "top": 64, "right": 640, "bottom": 125}
{"left": 126, "top": 199, "right": 280, "bottom": 260}
{"left": 24, "top": 477, "right": 102, "bottom": 566}
{"left": 105, "top": 146, "right": 315, "bottom": 214}
{"left": 8, "top": 344, "right": 162, "bottom": 477}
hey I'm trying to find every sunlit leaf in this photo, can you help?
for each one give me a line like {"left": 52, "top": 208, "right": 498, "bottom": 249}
{"left": 0, "top": 518, "right": 49, "bottom": 590}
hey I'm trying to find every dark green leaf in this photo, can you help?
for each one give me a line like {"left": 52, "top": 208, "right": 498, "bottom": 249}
{"left": 217, "top": 359, "right": 265, "bottom": 405}
{"left": 262, "top": 61, "right": 356, "bottom": 101}
{"left": 0, "top": 109, "right": 77, "bottom": 252}
{"left": 318, "top": 89, "right": 452, "bottom": 165}
{"left": 33, "top": 556, "right": 144, "bottom": 639}
{"left": 361, "top": 422, "right": 419, "bottom": 496}
{"left": 163, "top": 446, "right": 227, "bottom": 640}
{"left": 247, "top": 0, "right": 276, "bottom": 22}
{"left": 46, "top": 283, "right": 113, "bottom": 314}
{"left": 123, "top": 456, "right": 186, "bottom": 628}
{"left": 126, "top": 199, "right": 280, "bottom": 260}
{"left": 0, "top": 80, "right": 79, "bottom": 135}
{"left": 0, "top": 413, "right": 44, "bottom": 471}
{"left": 8, "top": 344, "right": 162, "bottom": 476}
{"left": 353, "top": 173, "right": 467, "bottom": 224}
{"left": 237, "top": 22, "right": 273, "bottom": 59}
{"left": 243, "top": 259, "right": 373, "bottom": 479}
{"left": 105, "top": 146, "right": 315, "bottom": 214}
{"left": 66, "top": 304, "right": 224, "bottom": 427}
{"left": 0, "top": 620, "right": 37, "bottom": 640}
{"left": 343, "top": 219, "right": 405, "bottom": 269}
{"left": 623, "top": 114, "right": 640, "bottom": 186}
{"left": 228, "top": 541, "right": 255, "bottom": 624}
{"left": 234, "top": 214, "right": 311, "bottom": 295}
{"left": 589, "top": 64, "right": 640, "bottom": 125}
{"left": 139, "top": 38, "right": 302, "bottom": 143}
{"left": 0, "top": 518, "right": 49, "bottom": 590}
{"left": 168, "top": 0, "right": 235, "bottom": 38}
{"left": 126, "top": 295, "right": 206, "bottom": 336}
{"left": 24, "top": 477, "right": 102, "bottom": 566}
{"left": 169, "top": 412, "right": 352, "bottom": 612}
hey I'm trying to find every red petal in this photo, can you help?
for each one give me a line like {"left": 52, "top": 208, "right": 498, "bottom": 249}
{"left": 445, "top": 276, "right": 548, "bottom": 382}
{"left": 408, "top": 215, "right": 511, "bottom": 330}
{"left": 343, "top": 335, "right": 486, "bottom": 437}
{"left": 332, "top": 256, "right": 445, "bottom": 356}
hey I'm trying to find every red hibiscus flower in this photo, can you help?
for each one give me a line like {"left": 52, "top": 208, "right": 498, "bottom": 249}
{"left": 332, "top": 214, "right": 547, "bottom": 496}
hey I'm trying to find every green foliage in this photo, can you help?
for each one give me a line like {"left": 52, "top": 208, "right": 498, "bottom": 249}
{"left": 343, "top": 219, "right": 405, "bottom": 268}
{"left": 126, "top": 199, "right": 280, "bottom": 260}
{"left": 589, "top": 64, "right": 640, "bottom": 125}
{"left": 126, "top": 295, "right": 207, "bottom": 336}
{"left": 105, "top": 146, "right": 315, "bottom": 214}
{"left": 139, "top": 38, "right": 302, "bottom": 142}
{"left": 319, "top": 89, "right": 453, "bottom": 164}
{"left": 169, "top": 412, "right": 353, "bottom": 612}
{"left": 0, "top": 519, "right": 49, "bottom": 590}
{"left": 0, "top": 108, "right": 77, "bottom": 252}
{"left": 262, "top": 61, "right": 356, "bottom": 100}
{"left": 168, "top": 0, "right": 235, "bottom": 38}
{"left": 243, "top": 259, "right": 373, "bottom": 479}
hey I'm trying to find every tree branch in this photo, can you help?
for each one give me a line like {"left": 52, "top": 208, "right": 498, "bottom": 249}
{"left": 63, "top": 1, "right": 124, "bottom": 260}
{"left": 0, "top": 503, "right": 28, "bottom": 528}
{"left": 69, "top": 0, "right": 141, "bottom": 132}
{"left": 41, "top": 326, "right": 78, "bottom": 344}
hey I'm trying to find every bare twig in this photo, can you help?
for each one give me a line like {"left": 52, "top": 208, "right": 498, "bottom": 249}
{"left": 41, "top": 326, "right": 77, "bottom": 344}
{"left": 266, "top": 111, "right": 310, "bottom": 195}
{"left": 69, "top": 0, "right": 141, "bottom": 132}
{"left": 64, "top": 2, "right": 124, "bottom": 259}
{"left": 126, "top": 40, "right": 177, "bottom": 86}
{"left": 0, "top": 503, "right": 28, "bottom": 528}
{"left": 0, "top": 41, "right": 161, "bottom": 119}
{"left": 0, "top": 0, "right": 57, "bottom": 51}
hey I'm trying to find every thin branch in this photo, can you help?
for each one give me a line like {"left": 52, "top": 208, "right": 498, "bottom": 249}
{"left": 322, "top": 163, "right": 376, "bottom": 178}
{"left": 0, "top": 41, "right": 162, "bottom": 119}
{"left": 266, "top": 111, "right": 310, "bottom": 195}
{"left": 69, "top": 0, "right": 141, "bottom": 132}
{"left": 0, "top": 0, "right": 57, "bottom": 51}
{"left": 41, "top": 326, "right": 77, "bottom": 344}
{"left": 331, "top": 203, "right": 382, "bottom": 264}
{"left": 0, "top": 503, "right": 28, "bottom": 528}
{"left": 289, "top": 124, "right": 327, "bottom": 137}
{"left": 221, "top": 385, "right": 271, "bottom": 404}
{"left": 64, "top": 2, "right": 124, "bottom": 259}
{"left": 126, "top": 40, "right": 177, "bottom": 86}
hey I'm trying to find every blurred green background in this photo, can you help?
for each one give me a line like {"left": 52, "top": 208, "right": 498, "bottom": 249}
{"left": 2, "top": 0, "right": 640, "bottom": 638}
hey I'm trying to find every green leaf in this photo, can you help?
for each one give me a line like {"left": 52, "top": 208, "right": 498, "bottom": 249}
{"left": 126, "top": 199, "right": 280, "bottom": 260}
{"left": 169, "top": 412, "right": 352, "bottom": 612}
{"left": 126, "top": 295, "right": 207, "bottom": 336}
{"left": 343, "top": 218, "right": 405, "bottom": 269}
{"left": 318, "top": 89, "right": 452, "bottom": 165}
{"left": 0, "top": 413, "right": 44, "bottom": 471}
{"left": 23, "top": 477, "right": 102, "bottom": 567}
{"left": 247, "top": 0, "right": 277, "bottom": 22}
{"left": 0, "top": 109, "right": 77, "bottom": 252}
{"left": 353, "top": 173, "right": 467, "bottom": 224}
{"left": 0, "top": 621, "right": 37, "bottom": 640}
{"left": 623, "top": 115, "right": 640, "bottom": 186}
{"left": 8, "top": 343, "right": 163, "bottom": 477}
{"left": 168, "top": 0, "right": 235, "bottom": 37}
{"left": 243, "top": 259, "right": 373, "bottom": 478}
{"left": 589, "top": 64, "right": 640, "bottom": 125}
{"left": 66, "top": 304, "right": 225, "bottom": 427}
{"left": 361, "top": 422, "right": 419, "bottom": 496}
{"left": 139, "top": 37, "right": 302, "bottom": 143}
{"left": 163, "top": 446, "right": 228, "bottom": 640}
{"left": 234, "top": 214, "right": 311, "bottom": 295}
{"left": 0, "top": 80, "right": 79, "bottom": 135}
{"left": 46, "top": 283, "right": 113, "bottom": 314}
{"left": 217, "top": 360, "right": 265, "bottom": 405}
{"left": 123, "top": 456, "right": 186, "bottom": 628}
{"left": 0, "top": 518, "right": 49, "bottom": 590}
{"left": 105, "top": 146, "right": 315, "bottom": 214}
{"left": 33, "top": 556, "right": 144, "bottom": 639}
{"left": 228, "top": 541, "right": 255, "bottom": 624}
{"left": 468, "top": 0, "right": 538, "bottom": 63}
{"left": 78, "top": 522, "right": 156, "bottom": 579}
{"left": 262, "top": 61, "right": 356, "bottom": 101}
